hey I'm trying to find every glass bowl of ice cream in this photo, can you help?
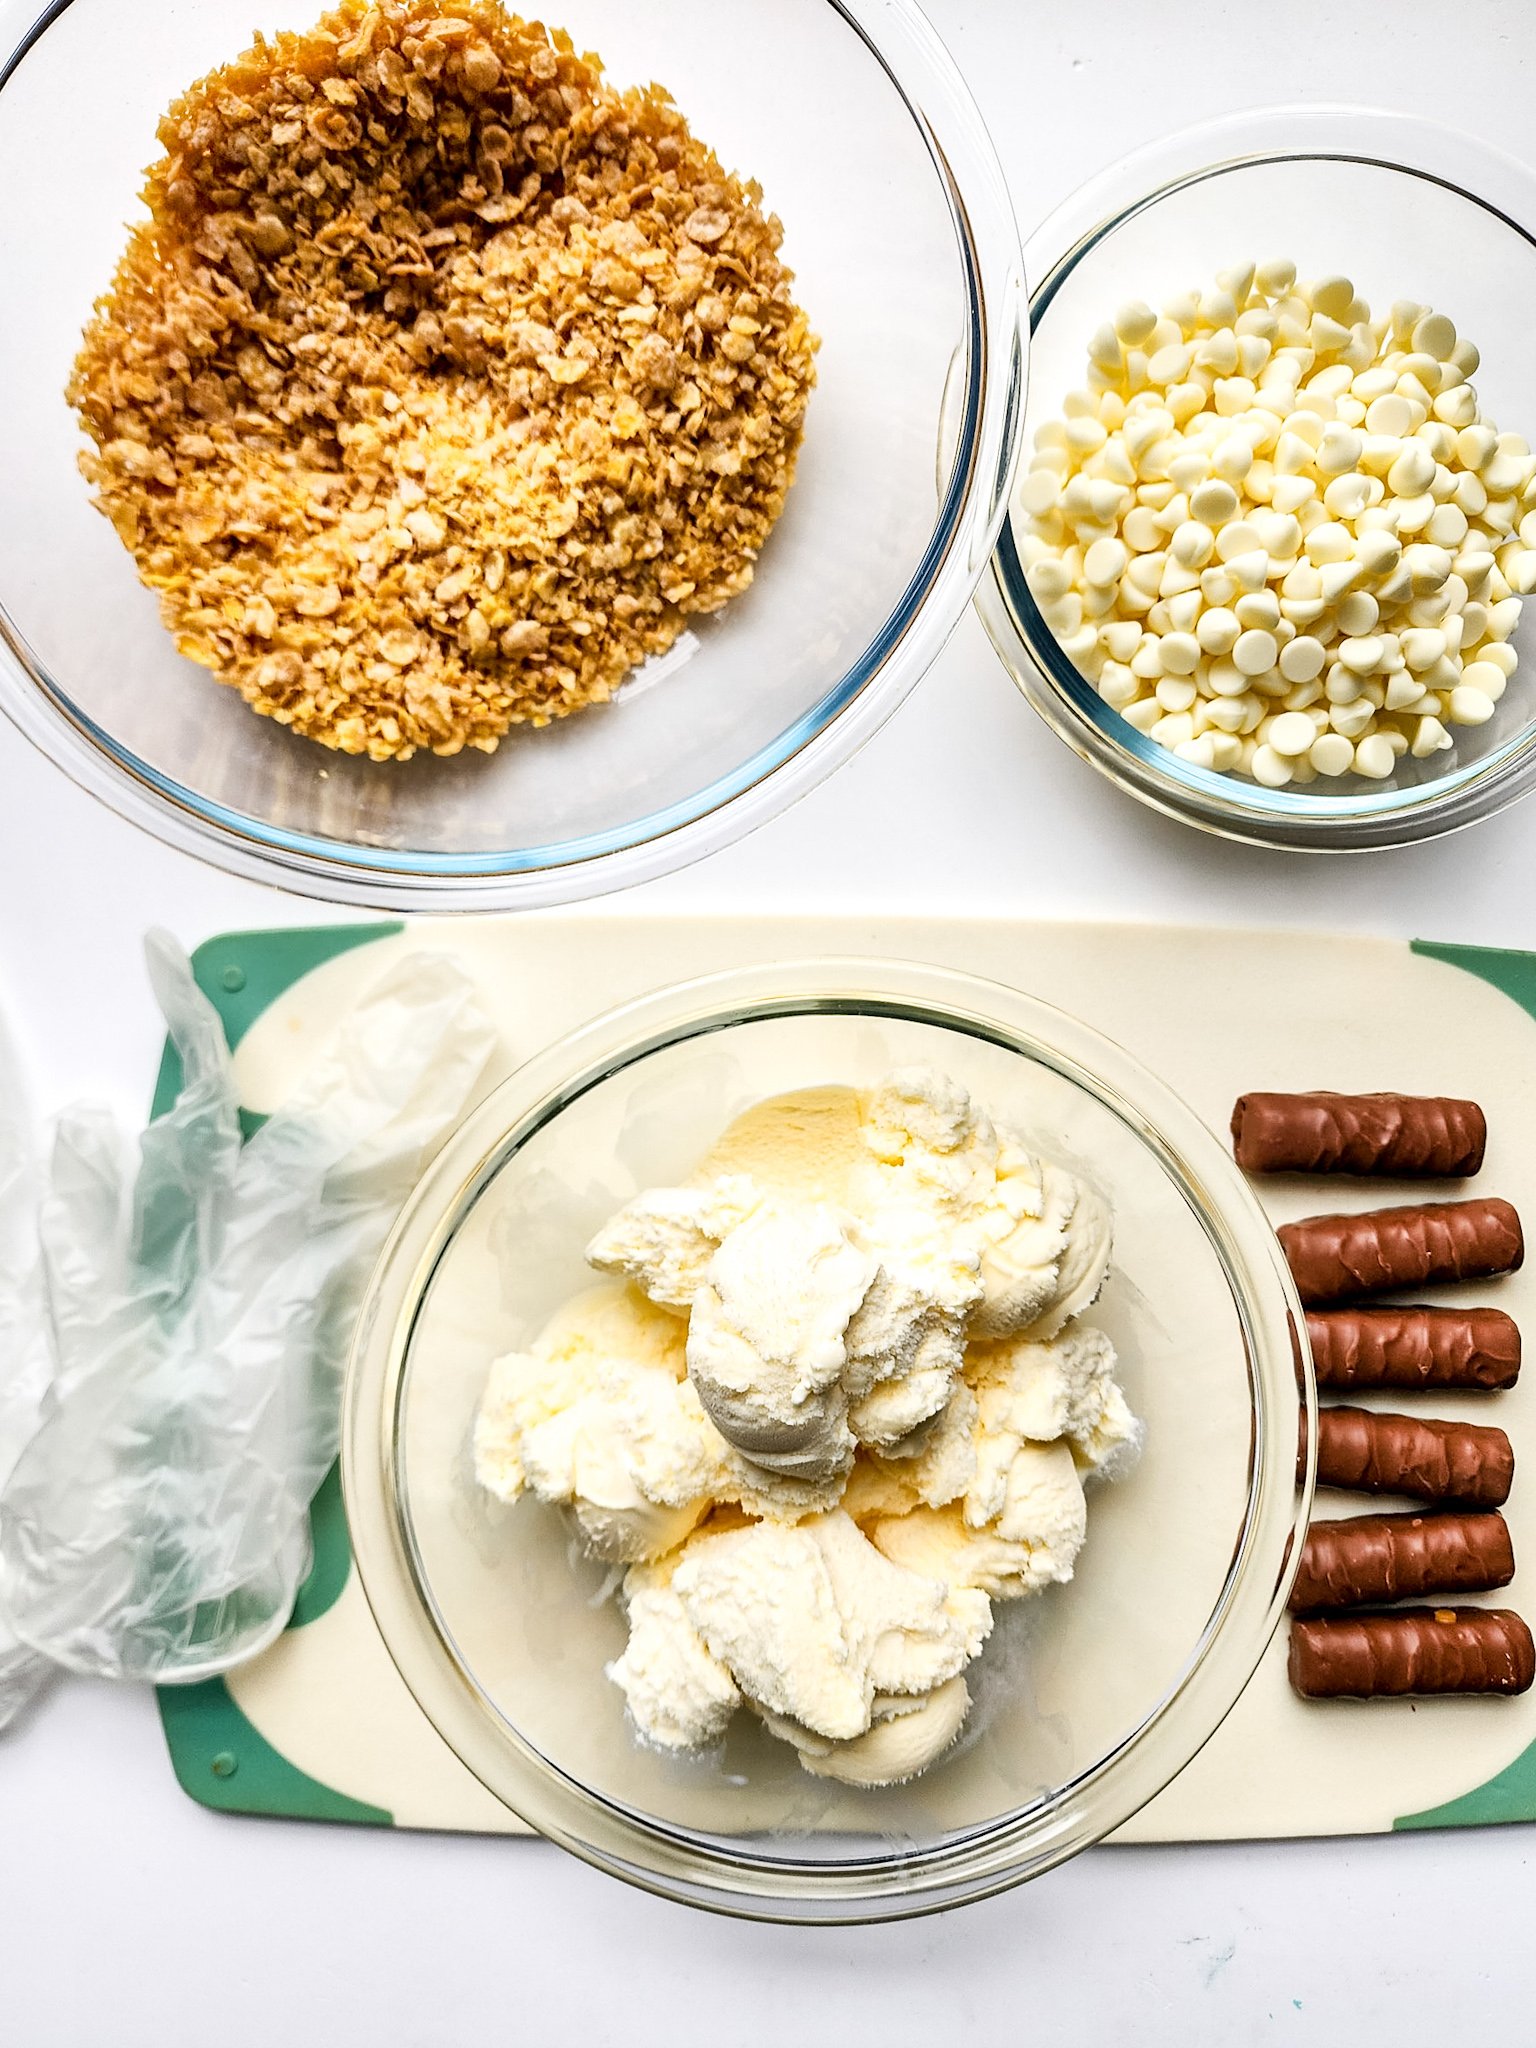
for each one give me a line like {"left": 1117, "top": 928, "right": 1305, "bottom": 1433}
{"left": 0, "top": 0, "right": 1021, "bottom": 909}
{"left": 974, "top": 107, "right": 1536, "bottom": 850}
{"left": 343, "top": 957, "right": 1310, "bottom": 1922}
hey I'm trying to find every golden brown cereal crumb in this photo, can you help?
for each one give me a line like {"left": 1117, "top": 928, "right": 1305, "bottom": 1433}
{"left": 67, "top": 0, "right": 817, "bottom": 761}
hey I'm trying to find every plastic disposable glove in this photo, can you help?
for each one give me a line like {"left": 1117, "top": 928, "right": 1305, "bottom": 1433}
{"left": 0, "top": 932, "right": 494, "bottom": 1694}
{"left": 0, "top": 1021, "right": 54, "bottom": 1726}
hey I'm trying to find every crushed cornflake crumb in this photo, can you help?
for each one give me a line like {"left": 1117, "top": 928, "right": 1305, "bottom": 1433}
{"left": 68, "top": 0, "right": 817, "bottom": 760}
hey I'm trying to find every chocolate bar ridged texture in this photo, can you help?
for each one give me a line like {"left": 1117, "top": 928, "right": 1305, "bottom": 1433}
{"left": 1280, "top": 1198, "right": 1524, "bottom": 1306}
{"left": 1289, "top": 1509, "right": 1514, "bottom": 1612}
{"left": 1289, "top": 1608, "right": 1536, "bottom": 1698}
{"left": 1232, "top": 1091, "right": 1486, "bottom": 1177}
{"left": 1306, "top": 1307, "right": 1521, "bottom": 1392}
{"left": 1309, "top": 1407, "right": 1514, "bottom": 1507}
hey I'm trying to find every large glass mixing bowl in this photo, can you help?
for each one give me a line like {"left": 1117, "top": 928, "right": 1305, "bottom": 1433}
{"left": 343, "top": 959, "right": 1312, "bottom": 1921}
{"left": 0, "top": 0, "right": 1022, "bottom": 908}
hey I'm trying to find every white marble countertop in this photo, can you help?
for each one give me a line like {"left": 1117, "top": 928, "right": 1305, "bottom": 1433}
{"left": 4, "top": 0, "right": 1536, "bottom": 2037}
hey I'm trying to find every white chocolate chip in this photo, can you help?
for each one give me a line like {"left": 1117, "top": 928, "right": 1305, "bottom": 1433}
{"left": 1022, "top": 267, "right": 1529, "bottom": 791}
{"left": 1316, "top": 423, "right": 1364, "bottom": 475}
{"left": 1401, "top": 627, "right": 1446, "bottom": 671}
{"left": 1150, "top": 710, "right": 1196, "bottom": 747}
{"left": 1196, "top": 607, "right": 1241, "bottom": 655}
{"left": 1412, "top": 714, "right": 1453, "bottom": 757}
{"left": 1233, "top": 628, "right": 1280, "bottom": 675}
{"left": 1448, "top": 684, "right": 1496, "bottom": 724}
{"left": 1336, "top": 591, "right": 1379, "bottom": 637}
{"left": 1353, "top": 733, "right": 1396, "bottom": 777}
{"left": 1338, "top": 635, "right": 1384, "bottom": 675}
{"left": 1158, "top": 631, "right": 1200, "bottom": 676}
{"left": 1413, "top": 311, "right": 1457, "bottom": 360}
{"left": 1365, "top": 394, "right": 1414, "bottom": 437}
{"left": 1250, "top": 743, "right": 1293, "bottom": 786}
{"left": 1279, "top": 634, "right": 1326, "bottom": 683}
{"left": 1394, "top": 491, "right": 1436, "bottom": 534}
{"left": 1309, "top": 276, "right": 1355, "bottom": 321}
{"left": 1084, "top": 537, "right": 1129, "bottom": 586}
{"left": 1402, "top": 544, "right": 1453, "bottom": 595}
{"left": 1226, "top": 549, "right": 1272, "bottom": 593}
{"left": 1426, "top": 503, "right": 1469, "bottom": 549}
{"left": 1309, "top": 731, "right": 1355, "bottom": 775}
{"left": 1386, "top": 442, "right": 1436, "bottom": 496}
{"left": 1330, "top": 697, "right": 1375, "bottom": 738}
{"left": 1169, "top": 521, "right": 1215, "bottom": 570}
{"left": 1460, "top": 660, "right": 1507, "bottom": 700}
{"left": 1458, "top": 423, "right": 1498, "bottom": 470}
{"left": 1304, "top": 521, "right": 1354, "bottom": 565}
{"left": 1189, "top": 478, "right": 1239, "bottom": 525}
{"left": 1355, "top": 529, "right": 1402, "bottom": 577}
{"left": 1322, "top": 473, "right": 1373, "bottom": 520}
{"left": 1266, "top": 710, "right": 1316, "bottom": 756}
{"left": 1318, "top": 558, "right": 1364, "bottom": 603}
{"left": 1098, "top": 663, "right": 1138, "bottom": 708}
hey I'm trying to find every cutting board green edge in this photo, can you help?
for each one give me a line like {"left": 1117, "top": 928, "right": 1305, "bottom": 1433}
{"left": 153, "top": 921, "right": 400, "bottom": 1828}
{"left": 150, "top": 924, "right": 1536, "bottom": 1838}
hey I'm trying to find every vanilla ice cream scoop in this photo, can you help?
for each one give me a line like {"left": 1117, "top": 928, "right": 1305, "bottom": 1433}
{"left": 607, "top": 1551, "right": 741, "bottom": 1750}
{"left": 844, "top": 1330, "right": 962, "bottom": 1452}
{"left": 870, "top": 1435, "right": 1088, "bottom": 1601}
{"left": 968, "top": 1324, "right": 1138, "bottom": 1474}
{"left": 476, "top": 1062, "right": 1137, "bottom": 1788}
{"left": 700, "top": 1084, "right": 868, "bottom": 1203}
{"left": 686, "top": 1200, "right": 876, "bottom": 1484}
{"left": 1025, "top": 1175, "right": 1115, "bottom": 1342}
{"left": 472, "top": 1284, "right": 735, "bottom": 1562}
{"left": 839, "top": 1207, "right": 982, "bottom": 1452}
{"left": 762, "top": 1675, "right": 973, "bottom": 1786}
{"left": 859, "top": 1325, "right": 1139, "bottom": 1600}
{"left": 668, "top": 1509, "right": 992, "bottom": 1743}
{"left": 851, "top": 1071, "right": 1113, "bottom": 1363}
{"left": 586, "top": 1174, "right": 764, "bottom": 1312}
{"left": 858, "top": 1066, "right": 1004, "bottom": 1213}
{"left": 970, "top": 1160, "right": 1113, "bottom": 1341}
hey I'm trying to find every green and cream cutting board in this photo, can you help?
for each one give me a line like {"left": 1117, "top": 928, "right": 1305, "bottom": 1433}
{"left": 154, "top": 915, "right": 1536, "bottom": 1842}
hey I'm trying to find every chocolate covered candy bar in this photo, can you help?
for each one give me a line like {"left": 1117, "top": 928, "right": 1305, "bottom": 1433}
{"left": 1307, "top": 1306, "right": 1521, "bottom": 1392}
{"left": 1289, "top": 1508, "right": 1514, "bottom": 1612}
{"left": 1232, "top": 1091, "right": 1486, "bottom": 1178}
{"left": 1280, "top": 1198, "right": 1524, "bottom": 1306}
{"left": 1289, "top": 1608, "right": 1535, "bottom": 1698}
{"left": 1306, "top": 1407, "right": 1513, "bottom": 1507}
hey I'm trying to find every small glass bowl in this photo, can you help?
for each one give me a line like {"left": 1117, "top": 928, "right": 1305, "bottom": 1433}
{"left": 343, "top": 958, "right": 1312, "bottom": 1922}
{"left": 0, "top": 0, "right": 1022, "bottom": 910}
{"left": 975, "top": 107, "right": 1536, "bottom": 851}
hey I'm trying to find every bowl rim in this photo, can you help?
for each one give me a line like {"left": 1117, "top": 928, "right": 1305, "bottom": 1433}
{"left": 973, "top": 103, "right": 1536, "bottom": 852}
{"left": 0, "top": 0, "right": 1024, "bottom": 910}
{"left": 341, "top": 955, "right": 1314, "bottom": 1923}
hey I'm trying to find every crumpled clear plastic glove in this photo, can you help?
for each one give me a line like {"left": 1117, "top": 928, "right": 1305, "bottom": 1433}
{"left": 0, "top": 1021, "right": 55, "bottom": 1726}
{"left": 0, "top": 931, "right": 495, "bottom": 1693}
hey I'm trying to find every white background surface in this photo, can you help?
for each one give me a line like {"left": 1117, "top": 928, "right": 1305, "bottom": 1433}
{"left": 4, "top": 0, "right": 1536, "bottom": 2038}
